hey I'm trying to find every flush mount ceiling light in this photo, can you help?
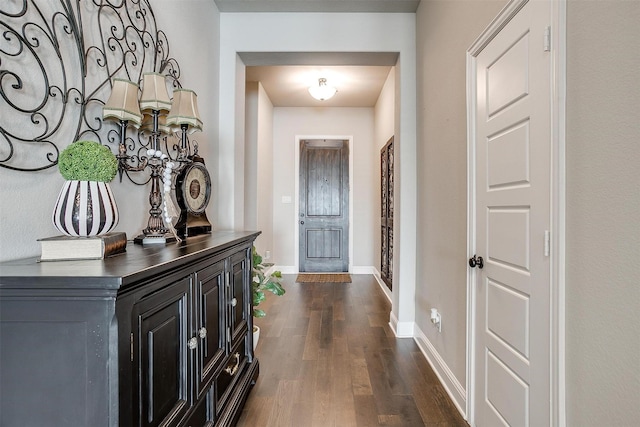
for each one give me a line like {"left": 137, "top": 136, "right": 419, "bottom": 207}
{"left": 308, "top": 78, "right": 337, "bottom": 101}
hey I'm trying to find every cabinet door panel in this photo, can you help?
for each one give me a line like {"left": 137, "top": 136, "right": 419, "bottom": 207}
{"left": 229, "top": 250, "right": 249, "bottom": 348}
{"left": 133, "top": 277, "right": 192, "bottom": 427}
{"left": 195, "top": 260, "right": 226, "bottom": 397}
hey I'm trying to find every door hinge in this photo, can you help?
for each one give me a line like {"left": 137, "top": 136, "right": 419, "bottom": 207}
{"left": 130, "top": 333, "right": 134, "bottom": 362}
{"left": 226, "top": 327, "right": 231, "bottom": 343}
{"left": 544, "top": 26, "right": 551, "bottom": 52}
{"left": 544, "top": 230, "right": 551, "bottom": 257}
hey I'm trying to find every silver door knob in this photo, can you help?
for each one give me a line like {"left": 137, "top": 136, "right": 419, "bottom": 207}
{"left": 188, "top": 337, "right": 198, "bottom": 350}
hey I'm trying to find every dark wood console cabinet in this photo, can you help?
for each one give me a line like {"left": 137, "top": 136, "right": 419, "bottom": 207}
{"left": 0, "top": 231, "right": 260, "bottom": 427}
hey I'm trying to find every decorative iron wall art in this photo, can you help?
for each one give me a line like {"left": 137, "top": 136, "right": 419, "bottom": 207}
{"left": 0, "top": 0, "right": 182, "bottom": 181}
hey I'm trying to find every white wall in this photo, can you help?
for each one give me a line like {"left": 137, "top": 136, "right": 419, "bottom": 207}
{"left": 140, "top": 0, "right": 221, "bottom": 230}
{"left": 0, "top": 0, "right": 220, "bottom": 262}
{"left": 374, "top": 67, "right": 396, "bottom": 150}
{"left": 250, "top": 82, "right": 275, "bottom": 256}
{"left": 415, "top": 0, "right": 640, "bottom": 423}
{"left": 271, "top": 107, "right": 376, "bottom": 270}
{"left": 415, "top": 1, "right": 506, "bottom": 406}
{"left": 565, "top": 1, "right": 640, "bottom": 425}
{"left": 244, "top": 82, "right": 259, "bottom": 230}
{"left": 219, "top": 12, "right": 417, "bottom": 332}
{"left": 373, "top": 67, "right": 396, "bottom": 272}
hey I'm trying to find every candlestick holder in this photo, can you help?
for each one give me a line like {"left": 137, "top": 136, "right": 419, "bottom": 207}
{"left": 132, "top": 111, "right": 175, "bottom": 244}
{"left": 103, "top": 73, "right": 203, "bottom": 244}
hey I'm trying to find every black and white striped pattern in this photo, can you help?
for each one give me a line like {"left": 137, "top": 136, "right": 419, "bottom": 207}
{"left": 52, "top": 180, "right": 119, "bottom": 237}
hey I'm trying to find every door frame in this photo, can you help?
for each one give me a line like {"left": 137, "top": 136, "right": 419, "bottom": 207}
{"left": 294, "top": 135, "right": 354, "bottom": 273}
{"left": 465, "top": 0, "right": 566, "bottom": 425}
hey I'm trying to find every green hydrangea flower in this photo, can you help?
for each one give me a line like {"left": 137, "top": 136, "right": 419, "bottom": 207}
{"left": 58, "top": 140, "right": 118, "bottom": 182}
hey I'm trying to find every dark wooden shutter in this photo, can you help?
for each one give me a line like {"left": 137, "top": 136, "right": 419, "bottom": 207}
{"left": 380, "top": 137, "right": 394, "bottom": 289}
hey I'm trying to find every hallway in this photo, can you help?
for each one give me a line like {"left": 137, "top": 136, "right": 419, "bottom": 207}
{"left": 237, "top": 275, "right": 467, "bottom": 426}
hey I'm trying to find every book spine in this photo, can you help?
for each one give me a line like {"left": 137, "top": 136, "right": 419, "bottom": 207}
{"left": 103, "top": 233, "right": 127, "bottom": 256}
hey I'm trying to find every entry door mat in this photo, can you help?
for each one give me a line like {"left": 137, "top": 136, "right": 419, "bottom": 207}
{"left": 295, "top": 273, "right": 352, "bottom": 283}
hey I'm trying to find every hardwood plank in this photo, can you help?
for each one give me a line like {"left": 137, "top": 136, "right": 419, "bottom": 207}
{"left": 319, "top": 304, "right": 334, "bottom": 348}
{"left": 289, "top": 360, "right": 317, "bottom": 425}
{"left": 354, "top": 395, "right": 380, "bottom": 426}
{"left": 251, "top": 334, "right": 305, "bottom": 398}
{"left": 378, "top": 414, "right": 404, "bottom": 425}
{"left": 350, "top": 358, "right": 373, "bottom": 396}
{"left": 235, "top": 395, "right": 274, "bottom": 426}
{"left": 411, "top": 349, "right": 442, "bottom": 385}
{"left": 262, "top": 295, "right": 289, "bottom": 338}
{"left": 332, "top": 336, "right": 358, "bottom": 427}
{"left": 430, "top": 385, "right": 468, "bottom": 426}
{"left": 364, "top": 346, "right": 412, "bottom": 399}
{"left": 265, "top": 380, "right": 299, "bottom": 426}
{"left": 376, "top": 394, "right": 428, "bottom": 426}
{"left": 333, "top": 290, "right": 346, "bottom": 321}
{"left": 238, "top": 275, "right": 469, "bottom": 427}
{"left": 302, "top": 310, "right": 322, "bottom": 360}
{"left": 311, "top": 348, "right": 335, "bottom": 426}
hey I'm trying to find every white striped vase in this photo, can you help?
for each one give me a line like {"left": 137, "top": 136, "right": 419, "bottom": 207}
{"left": 52, "top": 180, "right": 119, "bottom": 237}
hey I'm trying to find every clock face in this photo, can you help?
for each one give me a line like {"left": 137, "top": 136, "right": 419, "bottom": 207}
{"left": 181, "top": 162, "right": 211, "bottom": 214}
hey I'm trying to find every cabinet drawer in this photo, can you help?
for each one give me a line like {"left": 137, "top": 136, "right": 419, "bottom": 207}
{"left": 214, "top": 339, "right": 247, "bottom": 413}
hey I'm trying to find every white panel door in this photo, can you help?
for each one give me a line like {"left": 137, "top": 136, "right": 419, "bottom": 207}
{"left": 471, "top": 1, "right": 552, "bottom": 425}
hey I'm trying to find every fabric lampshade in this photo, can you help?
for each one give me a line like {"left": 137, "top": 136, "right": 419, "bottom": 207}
{"left": 166, "top": 89, "right": 203, "bottom": 133}
{"left": 102, "top": 78, "right": 142, "bottom": 127}
{"left": 139, "top": 73, "right": 172, "bottom": 112}
{"left": 141, "top": 114, "right": 171, "bottom": 134}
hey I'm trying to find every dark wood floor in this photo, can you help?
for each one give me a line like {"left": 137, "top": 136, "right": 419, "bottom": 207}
{"left": 237, "top": 274, "right": 468, "bottom": 427}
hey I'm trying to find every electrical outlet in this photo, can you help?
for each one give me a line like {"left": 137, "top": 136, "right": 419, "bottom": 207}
{"left": 264, "top": 250, "right": 271, "bottom": 260}
{"left": 430, "top": 308, "right": 442, "bottom": 333}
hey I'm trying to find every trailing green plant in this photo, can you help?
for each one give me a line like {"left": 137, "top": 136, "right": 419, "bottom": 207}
{"left": 252, "top": 246, "right": 285, "bottom": 318}
{"left": 58, "top": 140, "right": 118, "bottom": 182}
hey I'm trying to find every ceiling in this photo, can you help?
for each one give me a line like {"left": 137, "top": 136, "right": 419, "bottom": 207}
{"left": 241, "top": 52, "right": 398, "bottom": 107}
{"left": 218, "top": 3, "right": 413, "bottom": 107}
{"left": 246, "top": 65, "right": 392, "bottom": 107}
{"left": 213, "top": 0, "right": 421, "bottom": 13}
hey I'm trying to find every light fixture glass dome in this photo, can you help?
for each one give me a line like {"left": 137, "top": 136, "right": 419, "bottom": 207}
{"left": 308, "top": 78, "right": 337, "bottom": 101}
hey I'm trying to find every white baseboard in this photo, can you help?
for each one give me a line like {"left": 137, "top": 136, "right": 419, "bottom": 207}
{"left": 370, "top": 269, "right": 392, "bottom": 304}
{"left": 414, "top": 325, "right": 467, "bottom": 419}
{"left": 275, "top": 266, "right": 378, "bottom": 275}
{"left": 273, "top": 265, "right": 296, "bottom": 274}
{"left": 352, "top": 266, "right": 376, "bottom": 274}
{"left": 389, "top": 311, "right": 399, "bottom": 335}
{"left": 389, "top": 311, "right": 414, "bottom": 338}
{"left": 395, "top": 321, "right": 415, "bottom": 337}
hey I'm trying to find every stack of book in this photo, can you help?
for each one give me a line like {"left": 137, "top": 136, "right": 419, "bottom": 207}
{"left": 39, "top": 232, "right": 127, "bottom": 261}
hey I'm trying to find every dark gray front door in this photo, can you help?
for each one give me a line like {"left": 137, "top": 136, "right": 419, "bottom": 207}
{"left": 299, "top": 139, "right": 349, "bottom": 272}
